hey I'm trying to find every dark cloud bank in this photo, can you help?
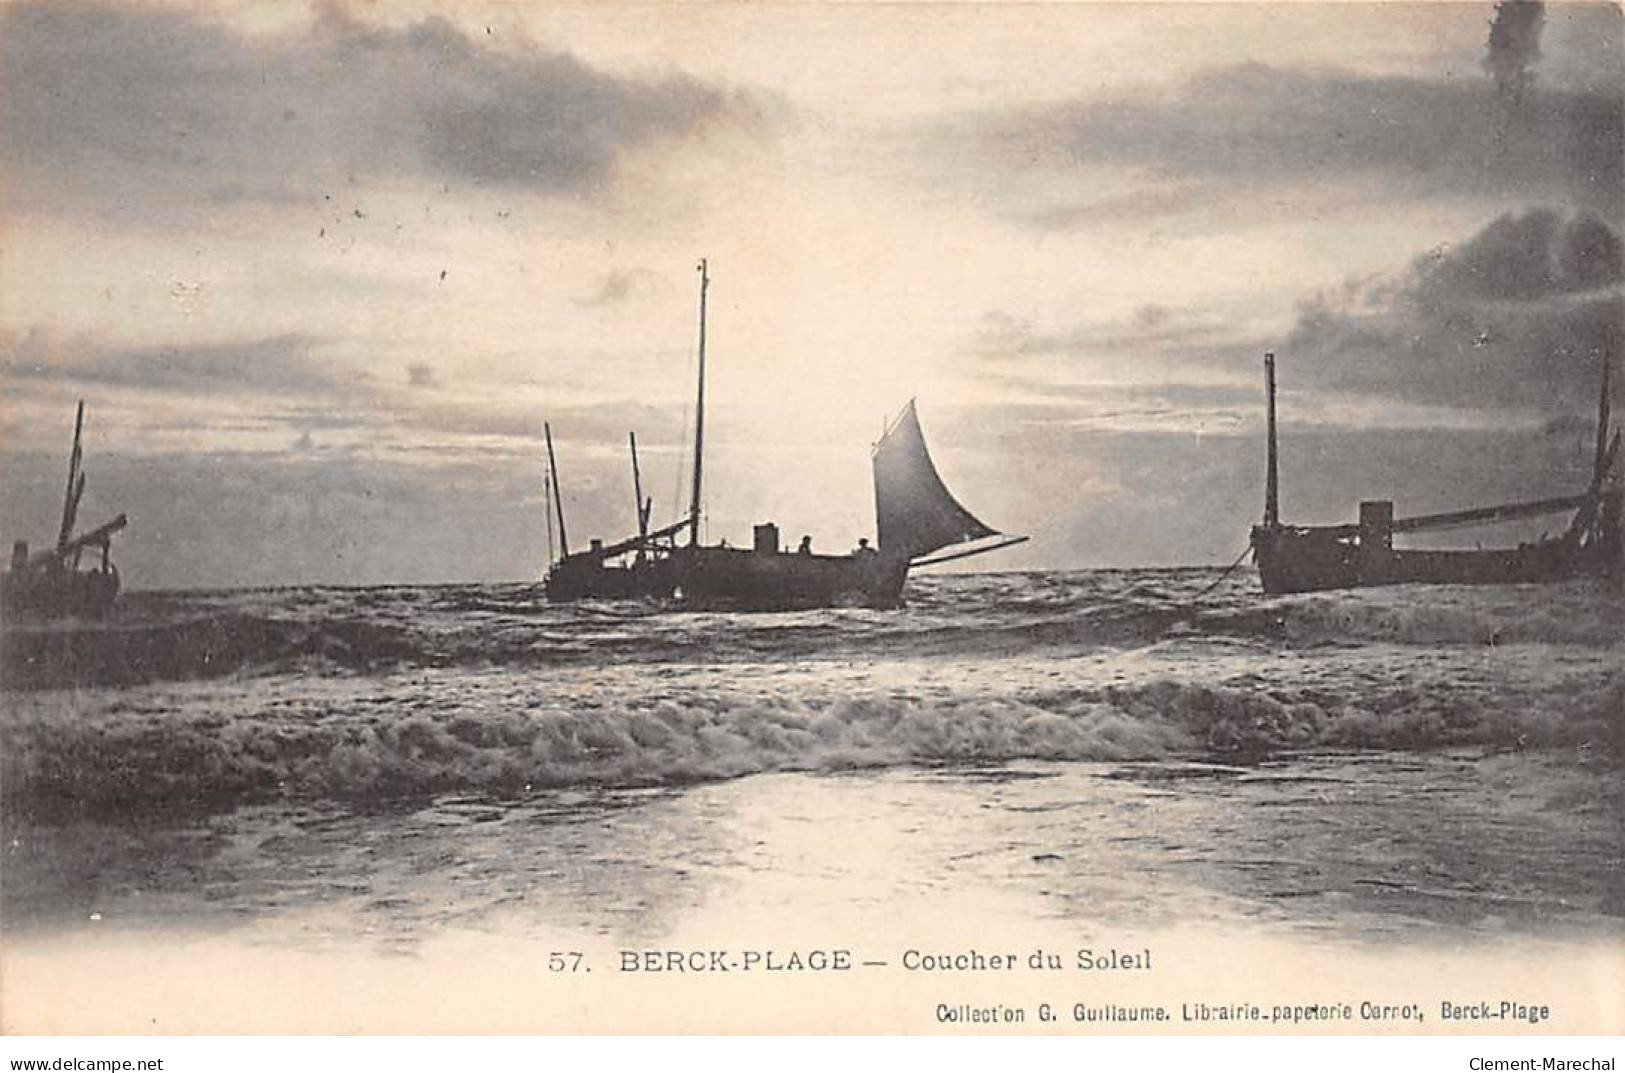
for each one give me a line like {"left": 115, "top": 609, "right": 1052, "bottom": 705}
{"left": 4, "top": 329, "right": 354, "bottom": 399}
{"left": 1284, "top": 207, "right": 1622, "bottom": 416}
{"left": 940, "top": 2, "right": 1622, "bottom": 224}
{"left": 0, "top": 0, "right": 775, "bottom": 214}
{"left": 943, "top": 2, "right": 1622, "bottom": 422}
{"left": 992, "top": 62, "right": 1617, "bottom": 219}
{"left": 971, "top": 206, "right": 1621, "bottom": 425}
{"left": 2, "top": 324, "right": 691, "bottom": 456}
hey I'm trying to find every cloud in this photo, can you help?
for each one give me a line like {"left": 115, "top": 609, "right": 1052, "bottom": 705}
{"left": 935, "top": 58, "right": 1622, "bottom": 224}
{"left": 1281, "top": 208, "right": 1622, "bottom": 414}
{"left": 966, "top": 306, "right": 1246, "bottom": 365}
{"left": 1412, "top": 208, "right": 1621, "bottom": 300}
{"left": 3, "top": 330, "right": 358, "bottom": 399}
{"left": 951, "top": 208, "right": 1620, "bottom": 434}
{"left": 0, "top": 1, "right": 778, "bottom": 216}
{"left": 0, "top": 326, "right": 696, "bottom": 474}
{"left": 1012, "top": 184, "right": 1220, "bottom": 230}
{"left": 932, "top": 304, "right": 1277, "bottom": 439}
{"left": 1540, "top": 2, "right": 1625, "bottom": 97}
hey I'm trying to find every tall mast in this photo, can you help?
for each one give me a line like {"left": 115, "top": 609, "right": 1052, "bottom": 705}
{"left": 57, "top": 400, "right": 86, "bottom": 550}
{"left": 630, "top": 431, "right": 650, "bottom": 539}
{"left": 689, "top": 258, "right": 709, "bottom": 546}
{"left": 544, "top": 421, "right": 570, "bottom": 557}
{"left": 543, "top": 473, "right": 555, "bottom": 567}
{"left": 1263, "top": 353, "right": 1279, "bottom": 528}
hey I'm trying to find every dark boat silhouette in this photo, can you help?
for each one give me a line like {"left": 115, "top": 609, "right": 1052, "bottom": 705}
{"left": 1249, "top": 352, "right": 1621, "bottom": 594}
{"left": 542, "top": 260, "right": 1025, "bottom": 609}
{"left": 1, "top": 401, "right": 128, "bottom": 622}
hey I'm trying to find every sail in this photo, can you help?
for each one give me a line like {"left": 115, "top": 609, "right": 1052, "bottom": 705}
{"left": 872, "top": 400, "right": 998, "bottom": 559}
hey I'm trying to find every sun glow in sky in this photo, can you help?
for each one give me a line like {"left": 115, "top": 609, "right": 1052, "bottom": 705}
{"left": 2, "top": 1, "right": 1620, "bottom": 587}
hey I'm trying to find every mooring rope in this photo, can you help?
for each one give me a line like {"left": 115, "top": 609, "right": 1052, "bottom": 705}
{"left": 1186, "top": 543, "right": 1254, "bottom": 605}
{"left": 574, "top": 603, "right": 665, "bottom": 620}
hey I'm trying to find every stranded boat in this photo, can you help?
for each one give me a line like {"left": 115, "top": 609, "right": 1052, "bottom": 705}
{"left": 1249, "top": 352, "right": 1621, "bottom": 595}
{"left": 542, "top": 260, "right": 1026, "bottom": 609}
{"left": 1, "top": 401, "right": 128, "bottom": 621}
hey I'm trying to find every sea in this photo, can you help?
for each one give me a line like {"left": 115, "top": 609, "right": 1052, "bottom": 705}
{"left": 2, "top": 568, "right": 1622, "bottom": 1032}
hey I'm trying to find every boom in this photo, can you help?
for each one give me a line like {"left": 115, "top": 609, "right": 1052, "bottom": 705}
{"left": 1391, "top": 494, "right": 1593, "bottom": 534}
{"left": 578, "top": 515, "right": 692, "bottom": 561}
{"left": 29, "top": 514, "right": 127, "bottom": 568}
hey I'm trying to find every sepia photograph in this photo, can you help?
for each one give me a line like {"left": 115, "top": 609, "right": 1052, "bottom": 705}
{"left": 1, "top": 0, "right": 1621, "bottom": 1045}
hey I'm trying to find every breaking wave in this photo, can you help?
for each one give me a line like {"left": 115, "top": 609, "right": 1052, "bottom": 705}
{"left": 5, "top": 667, "right": 1619, "bottom": 815}
{"left": 4, "top": 570, "right": 1620, "bottom": 818}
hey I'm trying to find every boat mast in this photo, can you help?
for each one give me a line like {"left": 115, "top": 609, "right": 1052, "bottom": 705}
{"left": 544, "top": 421, "right": 570, "bottom": 557}
{"left": 630, "top": 431, "right": 650, "bottom": 539}
{"left": 1263, "top": 353, "right": 1279, "bottom": 528}
{"left": 543, "top": 472, "right": 555, "bottom": 567}
{"left": 689, "top": 259, "right": 709, "bottom": 546}
{"left": 57, "top": 400, "right": 86, "bottom": 550}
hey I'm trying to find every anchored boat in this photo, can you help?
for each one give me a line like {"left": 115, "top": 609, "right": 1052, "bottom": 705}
{"left": 543, "top": 260, "right": 1026, "bottom": 609}
{"left": 1249, "top": 353, "right": 1621, "bottom": 595}
{"left": 1, "top": 401, "right": 128, "bottom": 621}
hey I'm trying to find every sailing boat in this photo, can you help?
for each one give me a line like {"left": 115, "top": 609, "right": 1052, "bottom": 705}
{"left": 1, "top": 401, "right": 129, "bottom": 621}
{"left": 1249, "top": 352, "right": 1622, "bottom": 594}
{"left": 543, "top": 260, "right": 1026, "bottom": 609}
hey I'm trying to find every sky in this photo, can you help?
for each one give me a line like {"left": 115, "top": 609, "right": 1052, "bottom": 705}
{"left": 1, "top": 0, "right": 1621, "bottom": 588}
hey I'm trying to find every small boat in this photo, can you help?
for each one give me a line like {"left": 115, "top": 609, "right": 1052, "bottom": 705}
{"left": 543, "top": 260, "right": 1026, "bottom": 609}
{"left": 1, "top": 401, "right": 128, "bottom": 621}
{"left": 1249, "top": 353, "right": 1621, "bottom": 595}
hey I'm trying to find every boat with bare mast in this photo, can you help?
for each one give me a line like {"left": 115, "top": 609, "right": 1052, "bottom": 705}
{"left": 1249, "top": 352, "right": 1621, "bottom": 594}
{"left": 1, "top": 401, "right": 128, "bottom": 621}
{"left": 542, "top": 260, "right": 1026, "bottom": 609}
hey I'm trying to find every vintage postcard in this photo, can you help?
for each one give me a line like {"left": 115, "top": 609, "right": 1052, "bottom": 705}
{"left": 2, "top": 0, "right": 1622, "bottom": 1043}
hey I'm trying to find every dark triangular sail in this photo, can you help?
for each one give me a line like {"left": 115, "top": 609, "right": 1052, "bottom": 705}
{"left": 872, "top": 400, "right": 998, "bottom": 559}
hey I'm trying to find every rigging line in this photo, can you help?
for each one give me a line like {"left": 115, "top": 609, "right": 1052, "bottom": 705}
{"left": 671, "top": 269, "right": 702, "bottom": 535}
{"left": 672, "top": 363, "right": 694, "bottom": 531}
{"left": 1185, "top": 543, "right": 1253, "bottom": 605}
{"left": 574, "top": 604, "right": 665, "bottom": 620}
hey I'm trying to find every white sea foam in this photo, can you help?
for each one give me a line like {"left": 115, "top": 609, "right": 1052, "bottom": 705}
{"left": 5, "top": 654, "right": 1617, "bottom": 812}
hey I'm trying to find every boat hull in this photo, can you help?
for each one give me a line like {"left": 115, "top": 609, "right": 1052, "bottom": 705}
{"left": 1248, "top": 352, "right": 1622, "bottom": 596}
{"left": 1251, "top": 491, "right": 1622, "bottom": 596}
{"left": 0, "top": 567, "right": 120, "bottom": 622}
{"left": 668, "top": 545, "right": 911, "bottom": 610}
{"left": 545, "top": 546, "right": 911, "bottom": 610}
{"left": 542, "top": 556, "right": 674, "bottom": 602}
